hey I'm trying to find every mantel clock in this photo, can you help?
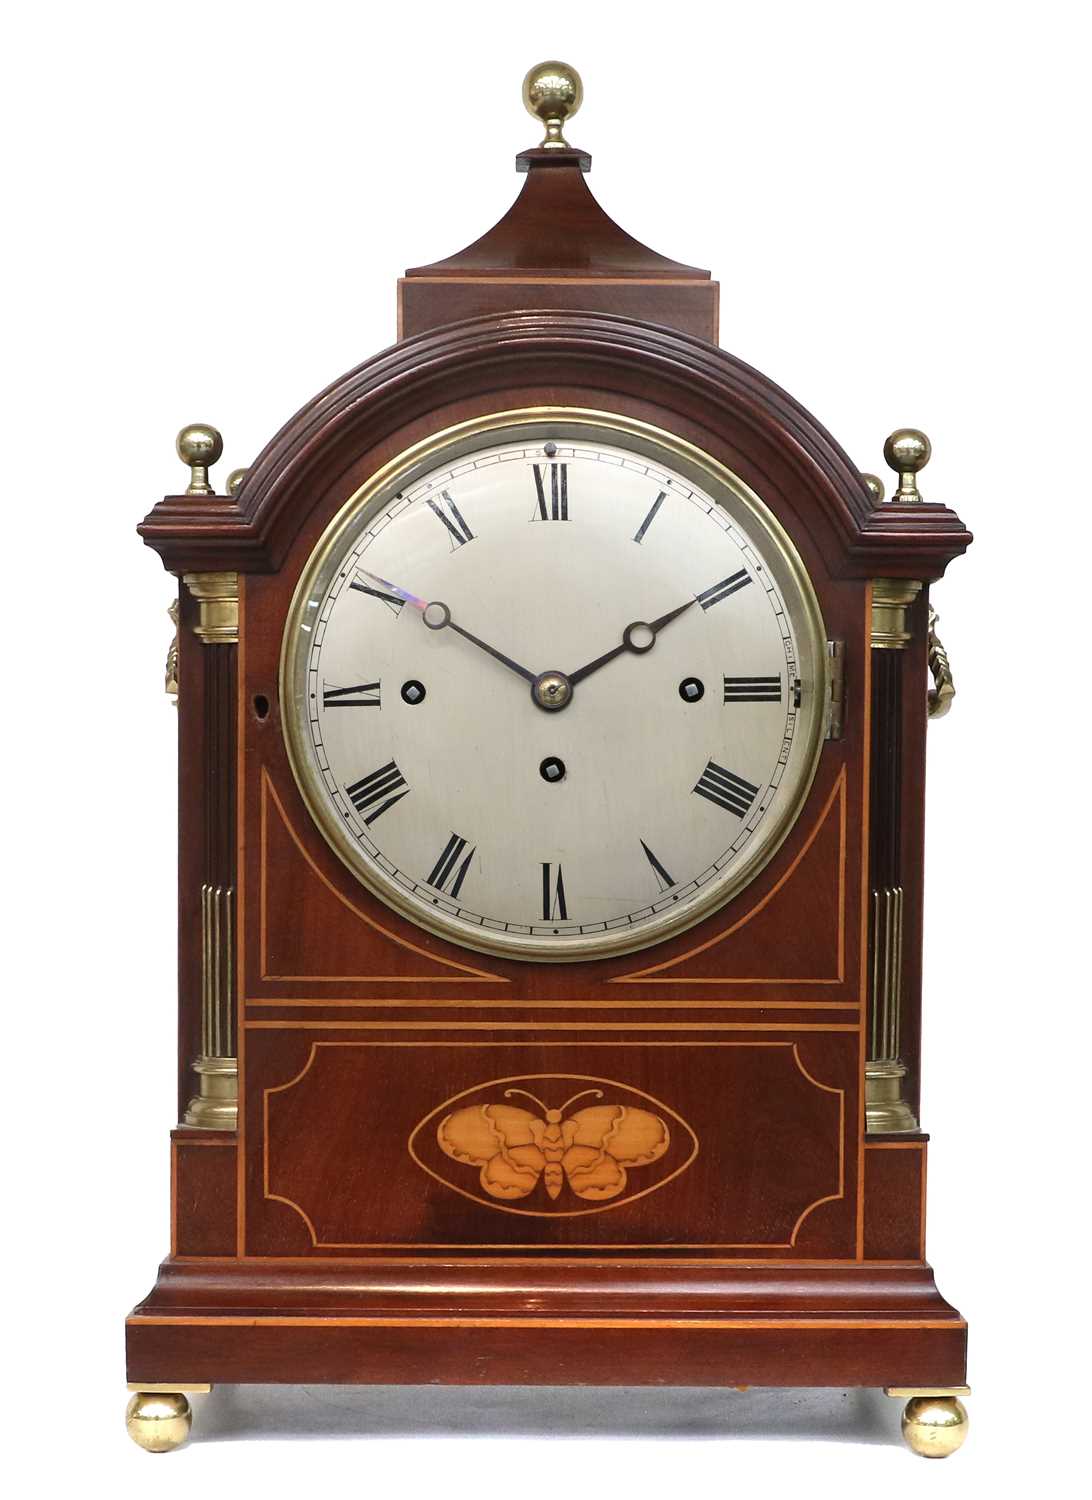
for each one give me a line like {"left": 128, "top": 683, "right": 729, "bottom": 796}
{"left": 126, "top": 63, "right": 972, "bottom": 1458}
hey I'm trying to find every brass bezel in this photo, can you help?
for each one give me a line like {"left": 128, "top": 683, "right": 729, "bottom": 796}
{"left": 280, "top": 407, "right": 828, "bottom": 962}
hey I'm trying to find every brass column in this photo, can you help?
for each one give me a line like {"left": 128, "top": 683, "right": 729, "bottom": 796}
{"left": 866, "top": 578, "right": 921, "bottom": 1132}
{"left": 864, "top": 429, "right": 935, "bottom": 1134}
{"left": 182, "top": 569, "right": 239, "bottom": 1130}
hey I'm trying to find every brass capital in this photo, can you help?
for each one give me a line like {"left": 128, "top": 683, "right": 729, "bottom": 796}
{"left": 871, "top": 578, "right": 922, "bottom": 650}
{"left": 183, "top": 571, "right": 239, "bottom": 644}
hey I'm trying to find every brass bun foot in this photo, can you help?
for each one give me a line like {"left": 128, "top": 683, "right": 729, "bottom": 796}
{"left": 900, "top": 1395, "right": 969, "bottom": 1458}
{"left": 125, "top": 1391, "right": 193, "bottom": 1453}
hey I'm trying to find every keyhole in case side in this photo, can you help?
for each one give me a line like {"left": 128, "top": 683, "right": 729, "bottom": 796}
{"left": 253, "top": 694, "right": 270, "bottom": 721}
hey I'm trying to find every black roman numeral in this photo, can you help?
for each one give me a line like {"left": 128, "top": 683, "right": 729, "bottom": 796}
{"left": 323, "top": 681, "right": 381, "bottom": 708}
{"left": 427, "top": 490, "right": 475, "bottom": 549}
{"left": 349, "top": 574, "right": 405, "bottom": 615}
{"left": 532, "top": 463, "right": 569, "bottom": 521}
{"left": 640, "top": 839, "right": 675, "bottom": 893}
{"left": 345, "top": 761, "right": 409, "bottom": 824}
{"left": 633, "top": 490, "right": 667, "bottom": 544}
{"left": 541, "top": 863, "right": 568, "bottom": 921}
{"left": 697, "top": 569, "right": 751, "bottom": 610}
{"left": 426, "top": 832, "right": 475, "bottom": 898}
{"left": 693, "top": 760, "right": 760, "bottom": 818}
{"left": 723, "top": 675, "right": 782, "bottom": 703}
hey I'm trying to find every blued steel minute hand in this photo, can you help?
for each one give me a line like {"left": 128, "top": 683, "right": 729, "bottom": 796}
{"left": 567, "top": 597, "right": 698, "bottom": 687}
{"left": 355, "top": 570, "right": 538, "bottom": 686}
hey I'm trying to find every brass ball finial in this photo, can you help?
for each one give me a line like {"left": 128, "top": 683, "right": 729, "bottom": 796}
{"left": 522, "top": 61, "right": 583, "bottom": 149}
{"left": 883, "top": 428, "right": 931, "bottom": 502}
{"left": 176, "top": 423, "right": 223, "bottom": 496}
{"left": 226, "top": 467, "right": 249, "bottom": 497}
{"left": 861, "top": 472, "right": 886, "bottom": 503}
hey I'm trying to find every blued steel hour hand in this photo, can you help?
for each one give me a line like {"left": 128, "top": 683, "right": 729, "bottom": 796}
{"left": 355, "top": 570, "right": 537, "bottom": 685}
{"left": 567, "top": 597, "right": 698, "bottom": 687}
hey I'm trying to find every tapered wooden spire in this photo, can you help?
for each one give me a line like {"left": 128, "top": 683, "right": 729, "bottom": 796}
{"left": 399, "top": 62, "right": 716, "bottom": 340}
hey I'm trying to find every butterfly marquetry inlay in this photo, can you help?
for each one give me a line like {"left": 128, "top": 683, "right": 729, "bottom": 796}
{"left": 437, "top": 1088, "right": 670, "bottom": 1204}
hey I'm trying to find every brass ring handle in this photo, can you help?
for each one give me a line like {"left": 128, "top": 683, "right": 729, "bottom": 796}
{"left": 927, "top": 606, "right": 955, "bottom": 719}
{"left": 165, "top": 598, "right": 180, "bottom": 702}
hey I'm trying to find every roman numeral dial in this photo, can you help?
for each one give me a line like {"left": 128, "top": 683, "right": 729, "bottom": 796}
{"left": 697, "top": 569, "right": 752, "bottom": 610}
{"left": 348, "top": 573, "right": 405, "bottom": 614}
{"left": 641, "top": 840, "right": 675, "bottom": 892}
{"left": 693, "top": 761, "right": 761, "bottom": 818}
{"left": 541, "top": 864, "right": 568, "bottom": 921}
{"left": 633, "top": 490, "right": 667, "bottom": 543}
{"left": 323, "top": 681, "right": 381, "bottom": 708}
{"left": 532, "top": 463, "right": 569, "bottom": 520}
{"left": 723, "top": 675, "right": 782, "bottom": 703}
{"left": 345, "top": 761, "right": 409, "bottom": 825}
{"left": 427, "top": 833, "right": 475, "bottom": 898}
{"left": 427, "top": 491, "right": 475, "bottom": 548}
{"left": 286, "top": 427, "right": 823, "bottom": 961}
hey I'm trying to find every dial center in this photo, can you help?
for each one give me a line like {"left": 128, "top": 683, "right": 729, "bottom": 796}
{"left": 532, "top": 669, "right": 573, "bottom": 712}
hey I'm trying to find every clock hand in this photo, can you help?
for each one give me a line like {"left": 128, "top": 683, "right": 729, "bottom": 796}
{"left": 355, "top": 571, "right": 538, "bottom": 686}
{"left": 354, "top": 569, "right": 429, "bottom": 612}
{"left": 567, "top": 597, "right": 698, "bottom": 687}
{"left": 423, "top": 601, "right": 538, "bottom": 685}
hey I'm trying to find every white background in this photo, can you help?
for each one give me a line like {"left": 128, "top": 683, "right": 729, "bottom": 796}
{"left": 5, "top": 1, "right": 1088, "bottom": 1492}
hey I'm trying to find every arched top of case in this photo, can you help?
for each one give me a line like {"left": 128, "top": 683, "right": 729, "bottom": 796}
{"left": 139, "top": 310, "right": 971, "bottom": 582}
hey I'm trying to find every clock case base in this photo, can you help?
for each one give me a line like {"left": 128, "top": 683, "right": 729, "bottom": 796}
{"left": 127, "top": 1257, "right": 966, "bottom": 1390}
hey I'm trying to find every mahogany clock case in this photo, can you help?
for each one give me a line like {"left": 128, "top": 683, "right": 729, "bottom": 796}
{"left": 131, "top": 308, "right": 971, "bottom": 1393}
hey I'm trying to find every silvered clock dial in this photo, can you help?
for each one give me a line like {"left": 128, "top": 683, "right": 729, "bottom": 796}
{"left": 282, "top": 410, "right": 827, "bottom": 960}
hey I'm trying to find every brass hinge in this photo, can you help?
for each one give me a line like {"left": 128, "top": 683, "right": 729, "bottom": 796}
{"left": 825, "top": 640, "right": 845, "bottom": 740}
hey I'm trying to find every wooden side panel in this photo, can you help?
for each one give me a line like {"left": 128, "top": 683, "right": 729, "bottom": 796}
{"left": 863, "top": 1142, "right": 926, "bottom": 1261}
{"left": 172, "top": 1134, "right": 238, "bottom": 1257}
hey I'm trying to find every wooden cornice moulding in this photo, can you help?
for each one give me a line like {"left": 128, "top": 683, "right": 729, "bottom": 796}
{"left": 138, "top": 312, "right": 971, "bottom": 580}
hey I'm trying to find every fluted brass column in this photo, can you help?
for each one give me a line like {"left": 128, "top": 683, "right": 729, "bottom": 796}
{"left": 866, "top": 578, "right": 921, "bottom": 1132}
{"left": 863, "top": 429, "right": 935, "bottom": 1133}
{"left": 181, "top": 571, "right": 239, "bottom": 1128}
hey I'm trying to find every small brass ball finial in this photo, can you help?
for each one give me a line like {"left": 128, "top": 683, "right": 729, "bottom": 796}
{"left": 883, "top": 428, "right": 931, "bottom": 502}
{"left": 861, "top": 472, "right": 885, "bottom": 503}
{"left": 901, "top": 1395, "right": 969, "bottom": 1458}
{"left": 125, "top": 1391, "right": 193, "bottom": 1453}
{"left": 226, "top": 467, "right": 249, "bottom": 497}
{"left": 176, "top": 423, "right": 224, "bottom": 496}
{"left": 522, "top": 61, "right": 583, "bottom": 149}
